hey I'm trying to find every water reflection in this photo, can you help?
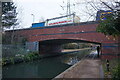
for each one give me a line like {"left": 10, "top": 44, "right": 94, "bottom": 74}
{"left": 3, "top": 57, "right": 71, "bottom": 78}
{"left": 60, "top": 50, "right": 90, "bottom": 65}
{"left": 67, "top": 57, "right": 79, "bottom": 65}
{"left": 3, "top": 49, "right": 91, "bottom": 78}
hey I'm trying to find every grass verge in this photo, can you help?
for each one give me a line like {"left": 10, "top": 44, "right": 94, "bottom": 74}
{"left": 101, "top": 58, "right": 120, "bottom": 79}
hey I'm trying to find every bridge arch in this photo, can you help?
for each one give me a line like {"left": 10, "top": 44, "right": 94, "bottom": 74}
{"left": 39, "top": 39, "right": 101, "bottom": 55}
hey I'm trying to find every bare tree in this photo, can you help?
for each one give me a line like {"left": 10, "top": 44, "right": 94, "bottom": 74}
{"left": 39, "top": 16, "right": 45, "bottom": 22}
{"left": 84, "top": 0, "right": 120, "bottom": 21}
{"left": 70, "top": 0, "right": 119, "bottom": 21}
{"left": 84, "top": 0, "right": 120, "bottom": 36}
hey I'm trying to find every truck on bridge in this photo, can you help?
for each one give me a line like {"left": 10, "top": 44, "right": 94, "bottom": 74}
{"left": 31, "top": 13, "right": 80, "bottom": 28}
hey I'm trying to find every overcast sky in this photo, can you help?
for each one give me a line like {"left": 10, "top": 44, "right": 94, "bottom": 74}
{"left": 13, "top": 0, "right": 115, "bottom": 29}
{"left": 13, "top": 0, "right": 69, "bottom": 28}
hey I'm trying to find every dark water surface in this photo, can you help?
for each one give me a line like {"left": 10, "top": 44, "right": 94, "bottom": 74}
{"left": 3, "top": 49, "right": 91, "bottom": 78}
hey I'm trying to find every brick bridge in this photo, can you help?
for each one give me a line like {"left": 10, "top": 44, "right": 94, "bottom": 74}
{"left": 6, "top": 21, "right": 120, "bottom": 59}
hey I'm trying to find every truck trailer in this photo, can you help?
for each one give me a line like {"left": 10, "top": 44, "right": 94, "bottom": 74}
{"left": 31, "top": 13, "right": 80, "bottom": 28}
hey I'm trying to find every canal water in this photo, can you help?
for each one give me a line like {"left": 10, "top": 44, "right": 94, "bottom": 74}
{"left": 3, "top": 49, "right": 91, "bottom": 78}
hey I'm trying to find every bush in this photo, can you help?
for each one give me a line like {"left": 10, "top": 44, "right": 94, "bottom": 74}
{"left": 2, "top": 51, "right": 40, "bottom": 66}
{"left": 112, "top": 63, "right": 120, "bottom": 80}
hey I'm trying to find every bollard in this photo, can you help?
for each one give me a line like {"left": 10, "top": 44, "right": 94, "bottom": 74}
{"left": 106, "top": 59, "right": 110, "bottom": 72}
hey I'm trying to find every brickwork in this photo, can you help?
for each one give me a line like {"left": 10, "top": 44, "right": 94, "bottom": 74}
{"left": 5, "top": 21, "right": 119, "bottom": 59}
{"left": 39, "top": 44, "right": 62, "bottom": 54}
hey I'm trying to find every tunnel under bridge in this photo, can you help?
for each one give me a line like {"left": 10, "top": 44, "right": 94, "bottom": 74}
{"left": 39, "top": 39, "right": 101, "bottom": 54}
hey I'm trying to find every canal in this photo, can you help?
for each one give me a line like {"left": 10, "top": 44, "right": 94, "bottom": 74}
{"left": 3, "top": 49, "right": 92, "bottom": 78}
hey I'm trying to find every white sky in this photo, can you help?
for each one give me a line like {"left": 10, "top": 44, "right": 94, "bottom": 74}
{"left": 13, "top": 0, "right": 69, "bottom": 28}
{"left": 13, "top": 0, "right": 116, "bottom": 29}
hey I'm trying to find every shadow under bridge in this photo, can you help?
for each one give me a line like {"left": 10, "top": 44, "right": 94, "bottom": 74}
{"left": 39, "top": 39, "right": 100, "bottom": 54}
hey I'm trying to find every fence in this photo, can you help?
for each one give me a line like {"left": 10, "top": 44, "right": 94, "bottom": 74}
{"left": 2, "top": 43, "right": 38, "bottom": 58}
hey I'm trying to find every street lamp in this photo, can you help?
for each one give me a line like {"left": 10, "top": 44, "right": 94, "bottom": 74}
{"left": 31, "top": 14, "right": 35, "bottom": 23}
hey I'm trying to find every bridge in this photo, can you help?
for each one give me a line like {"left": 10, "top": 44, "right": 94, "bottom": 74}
{"left": 6, "top": 21, "right": 120, "bottom": 59}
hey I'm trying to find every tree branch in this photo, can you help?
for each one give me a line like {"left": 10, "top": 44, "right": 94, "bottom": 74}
{"left": 100, "top": 0, "right": 114, "bottom": 10}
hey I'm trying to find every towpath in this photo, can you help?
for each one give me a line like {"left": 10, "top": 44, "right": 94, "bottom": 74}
{"left": 54, "top": 51, "right": 104, "bottom": 78}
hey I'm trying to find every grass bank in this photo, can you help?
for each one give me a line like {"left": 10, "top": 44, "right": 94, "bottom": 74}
{"left": 102, "top": 58, "right": 120, "bottom": 79}
{"left": 2, "top": 52, "right": 40, "bottom": 66}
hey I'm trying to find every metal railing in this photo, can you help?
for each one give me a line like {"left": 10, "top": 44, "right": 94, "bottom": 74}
{"left": 2, "top": 44, "right": 36, "bottom": 58}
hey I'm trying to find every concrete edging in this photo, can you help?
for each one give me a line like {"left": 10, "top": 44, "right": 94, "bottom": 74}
{"left": 53, "top": 59, "right": 85, "bottom": 78}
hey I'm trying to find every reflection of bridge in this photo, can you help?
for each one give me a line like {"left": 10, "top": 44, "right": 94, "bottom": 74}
{"left": 6, "top": 21, "right": 120, "bottom": 59}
